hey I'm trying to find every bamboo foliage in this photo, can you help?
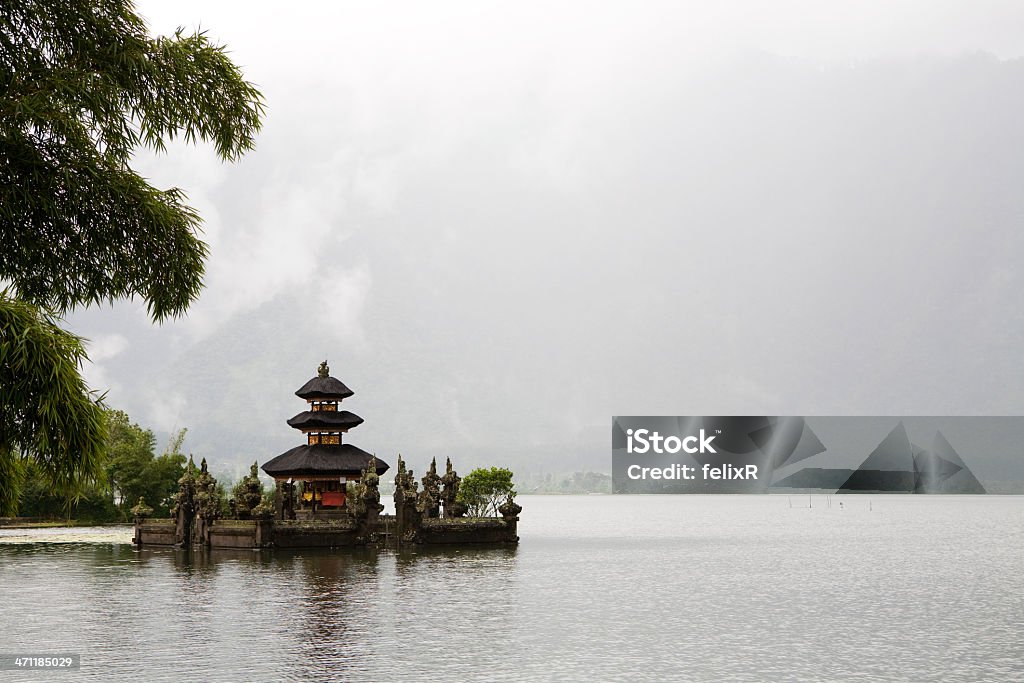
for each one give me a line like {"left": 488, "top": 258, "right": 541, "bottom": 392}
{"left": 0, "top": 0, "right": 265, "bottom": 320}
{"left": 0, "top": 1, "right": 265, "bottom": 514}
{"left": 0, "top": 294, "right": 106, "bottom": 515}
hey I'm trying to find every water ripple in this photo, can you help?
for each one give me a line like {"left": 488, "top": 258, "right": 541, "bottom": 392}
{"left": 0, "top": 496, "right": 1021, "bottom": 682}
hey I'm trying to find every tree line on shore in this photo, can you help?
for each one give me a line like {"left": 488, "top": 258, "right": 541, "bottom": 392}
{"left": 12, "top": 408, "right": 270, "bottom": 523}
{"left": 9, "top": 406, "right": 520, "bottom": 523}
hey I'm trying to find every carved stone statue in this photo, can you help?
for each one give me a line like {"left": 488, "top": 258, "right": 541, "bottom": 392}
{"left": 348, "top": 489, "right": 365, "bottom": 521}
{"left": 130, "top": 497, "right": 153, "bottom": 520}
{"left": 195, "top": 458, "right": 221, "bottom": 520}
{"left": 235, "top": 461, "right": 263, "bottom": 519}
{"left": 193, "top": 457, "right": 223, "bottom": 545}
{"left": 350, "top": 456, "right": 385, "bottom": 543}
{"left": 419, "top": 457, "right": 441, "bottom": 518}
{"left": 171, "top": 456, "right": 197, "bottom": 547}
{"left": 498, "top": 492, "right": 522, "bottom": 519}
{"left": 440, "top": 457, "right": 466, "bottom": 518}
{"left": 393, "top": 456, "right": 423, "bottom": 543}
{"left": 416, "top": 486, "right": 437, "bottom": 518}
{"left": 362, "top": 456, "right": 384, "bottom": 523}
{"left": 318, "top": 360, "right": 330, "bottom": 378}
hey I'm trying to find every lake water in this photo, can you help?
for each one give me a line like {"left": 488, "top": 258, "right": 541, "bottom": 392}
{"left": 0, "top": 495, "right": 1021, "bottom": 682}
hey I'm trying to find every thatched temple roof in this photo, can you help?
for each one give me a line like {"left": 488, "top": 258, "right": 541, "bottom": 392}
{"left": 295, "top": 375, "right": 354, "bottom": 400}
{"left": 286, "top": 410, "right": 364, "bottom": 431}
{"left": 262, "top": 444, "right": 389, "bottom": 478}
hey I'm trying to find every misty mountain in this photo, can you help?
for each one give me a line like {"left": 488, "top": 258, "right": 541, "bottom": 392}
{"left": 65, "top": 17, "right": 1024, "bottom": 487}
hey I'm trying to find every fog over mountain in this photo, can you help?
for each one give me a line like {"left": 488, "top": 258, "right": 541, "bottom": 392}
{"left": 66, "top": 1, "right": 1024, "bottom": 483}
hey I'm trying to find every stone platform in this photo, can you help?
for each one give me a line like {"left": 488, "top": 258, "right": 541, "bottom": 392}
{"left": 133, "top": 513, "right": 518, "bottom": 550}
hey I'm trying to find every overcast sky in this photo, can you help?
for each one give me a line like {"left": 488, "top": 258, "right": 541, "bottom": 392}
{"left": 67, "top": 1, "right": 1024, "bottom": 477}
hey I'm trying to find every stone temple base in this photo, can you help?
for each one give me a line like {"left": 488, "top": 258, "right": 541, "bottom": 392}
{"left": 293, "top": 509, "right": 350, "bottom": 521}
{"left": 133, "top": 514, "right": 519, "bottom": 550}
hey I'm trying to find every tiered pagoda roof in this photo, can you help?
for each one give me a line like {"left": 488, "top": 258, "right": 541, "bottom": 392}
{"left": 262, "top": 444, "right": 379, "bottom": 477}
{"left": 294, "top": 375, "right": 354, "bottom": 400}
{"left": 286, "top": 410, "right": 364, "bottom": 431}
{"left": 262, "top": 361, "right": 389, "bottom": 479}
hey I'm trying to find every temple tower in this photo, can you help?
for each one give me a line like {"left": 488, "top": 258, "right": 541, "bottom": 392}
{"left": 262, "top": 361, "right": 390, "bottom": 519}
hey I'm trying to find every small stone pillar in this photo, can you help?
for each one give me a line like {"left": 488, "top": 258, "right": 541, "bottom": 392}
{"left": 254, "top": 519, "right": 273, "bottom": 548}
{"left": 130, "top": 497, "right": 152, "bottom": 547}
{"left": 498, "top": 494, "right": 522, "bottom": 543}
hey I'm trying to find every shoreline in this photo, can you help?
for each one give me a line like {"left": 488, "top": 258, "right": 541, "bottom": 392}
{"left": 0, "top": 520, "right": 132, "bottom": 530}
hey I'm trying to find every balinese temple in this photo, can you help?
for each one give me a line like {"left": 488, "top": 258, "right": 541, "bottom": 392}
{"left": 262, "top": 361, "right": 389, "bottom": 518}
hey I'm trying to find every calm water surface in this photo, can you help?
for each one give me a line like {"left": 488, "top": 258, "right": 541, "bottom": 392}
{"left": 0, "top": 495, "right": 1021, "bottom": 682}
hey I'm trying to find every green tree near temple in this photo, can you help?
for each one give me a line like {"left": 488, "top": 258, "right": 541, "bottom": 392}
{"left": 0, "top": 0, "right": 264, "bottom": 515}
{"left": 457, "top": 467, "right": 516, "bottom": 517}
{"left": 16, "top": 409, "right": 187, "bottom": 521}
{"left": 106, "top": 411, "right": 187, "bottom": 519}
{"left": 105, "top": 409, "right": 157, "bottom": 513}
{"left": 15, "top": 458, "right": 116, "bottom": 521}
